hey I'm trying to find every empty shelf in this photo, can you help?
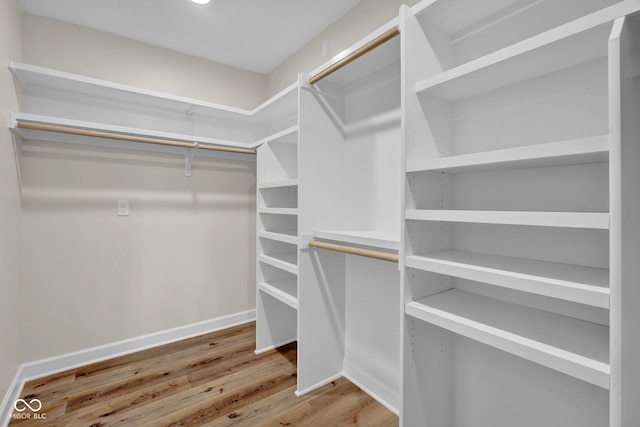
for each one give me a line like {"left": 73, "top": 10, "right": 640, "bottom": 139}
{"left": 312, "top": 230, "right": 400, "bottom": 251}
{"left": 415, "top": 18, "right": 612, "bottom": 101}
{"left": 406, "top": 250, "right": 609, "bottom": 308}
{"left": 406, "top": 136, "right": 609, "bottom": 174}
{"left": 406, "top": 289, "right": 609, "bottom": 389}
{"left": 259, "top": 230, "right": 297, "bottom": 246}
{"left": 258, "top": 279, "right": 298, "bottom": 309}
{"left": 258, "top": 207, "right": 299, "bottom": 215}
{"left": 258, "top": 179, "right": 299, "bottom": 189}
{"left": 258, "top": 254, "right": 298, "bottom": 275}
{"left": 405, "top": 209, "right": 609, "bottom": 229}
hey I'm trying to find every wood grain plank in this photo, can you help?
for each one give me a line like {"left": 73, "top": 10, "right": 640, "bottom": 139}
{"left": 8, "top": 322, "right": 397, "bottom": 426}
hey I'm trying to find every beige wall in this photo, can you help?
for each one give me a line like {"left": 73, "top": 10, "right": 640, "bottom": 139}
{"left": 20, "top": 143, "right": 256, "bottom": 360}
{"left": 22, "top": 14, "right": 266, "bottom": 110}
{"left": 19, "top": 14, "right": 258, "bottom": 362}
{"left": 266, "top": 0, "right": 420, "bottom": 97}
{"left": 0, "top": 0, "right": 23, "bottom": 397}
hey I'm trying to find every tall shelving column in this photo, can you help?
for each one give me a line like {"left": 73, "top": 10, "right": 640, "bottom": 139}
{"left": 400, "top": 1, "right": 640, "bottom": 426}
{"left": 297, "top": 20, "right": 402, "bottom": 411}
{"left": 255, "top": 126, "right": 299, "bottom": 353}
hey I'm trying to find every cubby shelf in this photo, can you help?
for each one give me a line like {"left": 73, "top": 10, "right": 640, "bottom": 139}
{"left": 405, "top": 136, "right": 609, "bottom": 174}
{"left": 414, "top": 16, "right": 612, "bottom": 101}
{"left": 258, "top": 279, "right": 298, "bottom": 309}
{"left": 406, "top": 250, "right": 609, "bottom": 308}
{"left": 406, "top": 289, "right": 610, "bottom": 389}
{"left": 258, "top": 254, "right": 298, "bottom": 275}
{"left": 258, "top": 230, "right": 298, "bottom": 246}
{"left": 258, "top": 207, "right": 299, "bottom": 216}
{"left": 258, "top": 179, "right": 299, "bottom": 189}
{"left": 405, "top": 209, "right": 610, "bottom": 229}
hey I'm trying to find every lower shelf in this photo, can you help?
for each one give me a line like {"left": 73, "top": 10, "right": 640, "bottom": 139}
{"left": 258, "top": 279, "right": 298, "bottom": 309}
{"left": 405, "top": 289, "right": 609, "bottom": 389}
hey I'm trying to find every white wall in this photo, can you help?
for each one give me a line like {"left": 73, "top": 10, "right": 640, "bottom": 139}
{"left": 19, "top": 15, "right": 259, "bottom": 362}
{"left": 0, "top": 0, "right": 23, "bottom": 397}
{"left": 22, "top": 14, "right": 266, "bottom": 110}
{"left": 266, "top": 0, "right": 420, "bottom": 97}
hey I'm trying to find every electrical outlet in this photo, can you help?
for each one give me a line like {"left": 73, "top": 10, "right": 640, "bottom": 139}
{"left": 117, "top": 199, "right": 129, "bottom": 216}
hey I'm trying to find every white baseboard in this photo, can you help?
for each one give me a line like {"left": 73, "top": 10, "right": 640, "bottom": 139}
{"left": 343, "top": 361, "right": 399, "bottom": 416}
{"left": 294, "top": 372, "right": 343, "bottom": 397}
{"left": 254, "top": 338, "right": 296, "bottom": 355}
{"left": 0, "top": 309, "right": 255, "bottom": 427}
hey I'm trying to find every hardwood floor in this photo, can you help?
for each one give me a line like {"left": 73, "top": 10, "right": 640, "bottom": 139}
{"left": 8, "top": 322, "right": 398, "bottom": 426}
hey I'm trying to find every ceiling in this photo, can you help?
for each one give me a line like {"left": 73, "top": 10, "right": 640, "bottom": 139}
{"left": 18, "top": 0, "right": 361, "bottom": 74}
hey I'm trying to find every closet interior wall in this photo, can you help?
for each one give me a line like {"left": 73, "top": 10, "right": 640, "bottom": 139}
{"left": 297, "top": 22, "right": 402, "bottom": 411}
{"left": 401, "top": 0, "right": 640, "bottom": 425}
{"left": 0, "top": 0, "right": 23, "bottom": 399}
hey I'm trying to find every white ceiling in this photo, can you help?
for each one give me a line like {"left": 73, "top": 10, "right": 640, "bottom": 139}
{"left": 18, "top": 0, "right": 361, "bottom": 74}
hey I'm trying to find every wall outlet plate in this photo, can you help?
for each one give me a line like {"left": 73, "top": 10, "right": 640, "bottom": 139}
{"left": 117, "top": 199, "right": 129, "bottom": 216}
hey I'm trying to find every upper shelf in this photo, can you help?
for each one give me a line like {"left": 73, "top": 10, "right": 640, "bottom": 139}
{"left": 415, "top": 18, "right": 613, "bottom": 101}
{"left": 406, "top": 135, "right": 609, "bottom": 174}
{"left": 10, "top": 61, "right": 298, "bottom": 131}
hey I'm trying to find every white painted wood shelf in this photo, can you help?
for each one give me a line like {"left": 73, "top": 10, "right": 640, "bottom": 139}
{"left": 10, "top": 61, "right": 298, "bottom": 129}
{"left": 405, "top": 136, "right": 609, "bottom": 174}
{"left": 406, "top": 289, "right": 610, "bottom": 389}
{"left": 406, "top": 250, "right": 609, "bottom": 308}
{"left": 312, "top": 230, "right": 401, "bottom": 251}
{"left": 258, "top": 279, "right": 298, "bottom": 309}
{"left": 258, "top": 207, "right": 299, "bottom": 216}
{"left": 258, "top": 254, "right": 298, "bottom": 275}
{"left": 258, "top": 230, "right": 298, "bottom": 246}
{"left": 405, "top": 209, "right": 610, "bottom": 229}
{"left": 258, "top": 179, "right": 299, "bottom": 189}
{"left": 414, "top": 18, "right": 612, "bottom": 101}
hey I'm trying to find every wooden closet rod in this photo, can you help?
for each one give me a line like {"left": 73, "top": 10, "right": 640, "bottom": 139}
{"left": 309, "top": 26, "right": 400, "bottom": 85}
{"left": 16, "top": 121, "right": 257, "bottom": 155}
{"left": 308, "top": 240, "right": 399, "bottom": 263}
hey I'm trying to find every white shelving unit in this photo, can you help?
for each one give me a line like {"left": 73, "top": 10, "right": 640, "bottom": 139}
{"left": 297, "top": 19, "right": 402, "bottom": 412}
{"left": 401, "top": 1, "right": 640, "bottom": 426}
{"left": 255, "top": 110, "right": 300, "bottom": 354}
{"left": 9, "top": 62, "right": 298, "bottom": 168}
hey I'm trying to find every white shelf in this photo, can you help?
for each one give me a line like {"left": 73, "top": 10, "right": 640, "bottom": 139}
{"left": 258, "top": 179, "right": 299, "bottom": 189}
{"left": 258, "top": 230, "right": 297, "bottom": 246}
{"left": 406, "top": 289, "right": 610, "bottom": 389}
{"left": 10, "top": 112, "right": 254, "bottom": 154}
{"left": 258, "top": 279, "right": 298, "bottom": 309}
{"left": 312, "top": 230, "right": 401, "bottom": 251}
{"left": 414, "top": 16, "right": 612, "bottom": 101}
{"left": 258, "top": 254, "right": 298, "bottom": 275}
{"left": 406, "top": 250, "right": 609, "bottom": 308}
{"left": 406, "top": 136, "right": 609, "bottom": 174}
{"left": 258, "top": 207, "right": 298, "bottom": 216}
{"left": 10, "top": 62, "right": 298, "bottom": 130}
{"left": 405, "top": 209, "right": 610, "bottom": 230}
{"left": 252, "top": 125, "right": 299, "bottom": 148}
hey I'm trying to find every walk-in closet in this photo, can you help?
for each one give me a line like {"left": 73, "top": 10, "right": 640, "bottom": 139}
{"left": 1, "top": 0, "right": 639, "bottom": 425}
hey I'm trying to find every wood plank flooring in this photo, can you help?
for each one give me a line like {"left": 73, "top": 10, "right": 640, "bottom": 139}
{"left": 8, "top": 322, "right": 398, "bottom": 426}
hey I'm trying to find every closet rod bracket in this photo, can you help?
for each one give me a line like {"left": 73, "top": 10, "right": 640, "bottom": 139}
{"left": 184, "top": 148, "right": 195, "bottom": 177}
